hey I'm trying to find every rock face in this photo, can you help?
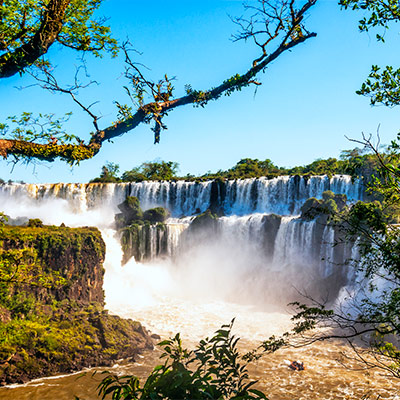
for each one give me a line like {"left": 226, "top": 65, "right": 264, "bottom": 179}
{"left": 116, "top": 197, "right": 171, "bottom": 264}
{"left": 260, "top": 213, "right": 282, "bottom": 257}
{"left": 143, "top": 207, "right": 170, "bottom": 223}
{"left": 1, "top": 225, "right": 106, "bottom": 305}
{"left": 121, "top": 222, "right": 169, "bottom": 264}
{"left": 116, "top": 196, "right": 143, "bottom": 227}
{"left": 188, "top": 209, "right": 219, "bottom": 233}
{"left": 0, "top": 224, "right": 153, "bottom": 386}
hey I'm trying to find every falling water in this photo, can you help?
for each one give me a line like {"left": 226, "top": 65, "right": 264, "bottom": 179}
{"left": 0, "top": 175, "right": 363, "bottom": 217}
{"left": 1, "top": 176, "right": 398, "bottom": 400}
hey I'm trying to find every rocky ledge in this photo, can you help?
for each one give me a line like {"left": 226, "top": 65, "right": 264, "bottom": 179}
{"left": 0, "top": 223, "right": 153, "bottom": 385}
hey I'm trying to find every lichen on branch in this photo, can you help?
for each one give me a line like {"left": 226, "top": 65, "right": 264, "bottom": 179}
{"left": 0, "top": 0, "right": 317, "bottom": 164}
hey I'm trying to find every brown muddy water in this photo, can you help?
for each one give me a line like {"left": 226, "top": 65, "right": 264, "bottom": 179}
{"left": 1, "top": 305, "right": 399, "bottom": 400}
{"left": 1, "top": 232, "right": 399, "bottom": 399}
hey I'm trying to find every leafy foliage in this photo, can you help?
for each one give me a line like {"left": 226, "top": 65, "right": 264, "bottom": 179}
{"left": 299, "top": 191, "right": 346, "bottom": 221}
{"left": 340, "top": 0, "right": 400, "bottom": 41}
{"left": 90, "top": 162, "right": 121, "bottom": 183}
{"left": 121, "top": 160, "right": 179, "bottom": 182}
{"left": 97, "top": 149, "right": 388, "bottom": 183}
{"left": 0, "top": 0, "right": 117, "bottom": 64}
{"left": 0, "top": 112, "right": 81, "bottom": 145}
{"left": 96, "top": 320, "right": 268, "bottom": 400}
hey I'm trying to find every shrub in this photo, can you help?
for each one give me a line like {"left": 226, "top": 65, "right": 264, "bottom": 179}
{"left": 27, "top": 218, "right": 43, "bottom": 228}
{"left": 143, "top": 207, "right": 170, "bottom": 223}
{"left": 117, "top": 197, "right": 143, "bottom": 225}
{"left": 95, "top": 320, "right": 268, "bottom": 400}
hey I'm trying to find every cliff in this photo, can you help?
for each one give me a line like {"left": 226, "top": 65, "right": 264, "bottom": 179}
{"left": 0, "top": 224, "right": 153, "bottom": 385}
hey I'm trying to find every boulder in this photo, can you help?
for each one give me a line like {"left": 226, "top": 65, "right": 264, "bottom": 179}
{"left": 143, "top": 207, "right": 170, "bottom": 223}
{"left": 117, "top": 196, "right": 143, "bottom": 225}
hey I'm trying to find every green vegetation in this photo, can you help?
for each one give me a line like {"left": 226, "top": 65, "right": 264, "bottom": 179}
{"left": 121, "top": 161, "right": 179, "bottom": 182}
{"left": 200, "top": 149, "right": 385, "bottom": 180}
{"left": 91, "top": 149, "right": 390, "bottom": 184}
{"left": 143, "top": 207, "right": 170, "bottom": 224}
{"left": 300, "top": 190, "right": 347, "bottom": 221}
{"left": 115, "top": 197, "right": 169, "bottom": 263}
{"left": 116, "top": 196, "right": 144, "bottom": 226}
{"left": 0, "top": 0, "right": 117, "bottom": 78}
{"left": 0, "top": 222, "right": 152, "bottom": 384}
{"left": 0, "top": 223, "right": 101, "bottom": 382}
{"left": 90, "top": 162, "right": 121, "bottom": 183}
{"left": 0, "top": 300, "right": 151, "bottom": 385}
{"left": 95, "top": 320, "right": 267, "bottom": 400}
{"left": 116, "top": 196, "right": 169, "bottom": 227}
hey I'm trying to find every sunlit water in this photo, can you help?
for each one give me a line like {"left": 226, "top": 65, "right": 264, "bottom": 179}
{"left": 0, "top": 187, "right": 399, "bottom": 399}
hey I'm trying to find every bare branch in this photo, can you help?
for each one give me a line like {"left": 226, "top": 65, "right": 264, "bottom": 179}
{"left": 26, "top": 61, "right": 101, "bottom": 132}
{"left": 0, "top": 0, "right": 317, "bottom": 163}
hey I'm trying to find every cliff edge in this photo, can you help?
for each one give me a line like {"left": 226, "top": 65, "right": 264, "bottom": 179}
{"left": 0, "top": 224, "right": 153, "bottom": 385}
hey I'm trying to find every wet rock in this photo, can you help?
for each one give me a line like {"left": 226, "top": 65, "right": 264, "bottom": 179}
{"left": 143, "top": 207, "right": 170, "bottom": 223}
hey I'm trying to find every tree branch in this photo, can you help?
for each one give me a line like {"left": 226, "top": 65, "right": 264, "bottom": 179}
{"left": 0, "top": 0, "right": 317, "bottom": 163}
{"left": 91, "top": 0, "right": 317, "bottom": 147}
{"left": 0, "top": 0, "right": 71, "bottom": 78}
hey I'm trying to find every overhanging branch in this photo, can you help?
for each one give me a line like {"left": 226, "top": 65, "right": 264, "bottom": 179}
{"left": 0, "top": 0, "right": 318, "bottom": 164}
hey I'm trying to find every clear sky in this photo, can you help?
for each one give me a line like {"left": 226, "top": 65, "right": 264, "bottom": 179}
{"left": 1, "top": 0, "right": 400, "bottom": 183}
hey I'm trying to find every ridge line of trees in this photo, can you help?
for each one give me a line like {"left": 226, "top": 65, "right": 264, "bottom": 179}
{"left": 89, "top": 147, "right": 386, "bottom": 183}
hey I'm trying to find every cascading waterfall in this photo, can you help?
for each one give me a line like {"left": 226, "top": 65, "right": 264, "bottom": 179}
{"left": 321, "top": 225, "right": 336, "bottom": 278}
{"left": 4, "top": 175, "right": 398, "bottom": 400}
{"left": 0, "top": 175, "right": 361, "bottom": 318}
{"left": 272, "top": 216, "right": 308, "bottom": 268}
{"left": 122, "top": 220, "right": 189, "bottom": 263}
{"left": 0, "top": 174, "right": 363, "bottom": 218}
{"left": 129, "top": 180, "right": 212, "bottom": 216}
{"left": 223, "top": 175, "right": 363, "bottom": 215}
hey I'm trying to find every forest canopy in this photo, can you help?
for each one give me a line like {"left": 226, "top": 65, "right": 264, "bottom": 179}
{"left": 88, "top": 147, "right": 385, "bottom": 182}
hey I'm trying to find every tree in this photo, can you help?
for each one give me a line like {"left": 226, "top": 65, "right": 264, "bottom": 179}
{"left": 90, "top": 162, "right": 121, "bottom": 183}
{"left": 122, "top": 160, "right": 179, "bottom": 182}
{"left": 0, "top": 0, "right": 318, "bottom": 165}
{"left": 0, "top": 0, "right": 117, "bottom": 78}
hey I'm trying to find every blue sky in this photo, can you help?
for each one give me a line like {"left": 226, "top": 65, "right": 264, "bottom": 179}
{"left": 1, "top": 0, "right": 400, "bottom": 183}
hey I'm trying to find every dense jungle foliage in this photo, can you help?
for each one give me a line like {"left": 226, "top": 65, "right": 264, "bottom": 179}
{"left": 88, "top": 147, "right": 388, "bottom": 183}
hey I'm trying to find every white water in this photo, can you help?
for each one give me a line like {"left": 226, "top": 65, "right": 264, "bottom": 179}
{"left": 2, "top": 177, "right": 400, "bottom": 400}
{"left": 0, "top": 177, "right": 359, "bottom": 339}
{"left": 0, "top": 175, "right": 363, "bottom": 217}
{"left": 102, "top": 228, "right": 293, "bottom": 342}
{"left": 224, "top": 175, "right": 363, "bottom": 215}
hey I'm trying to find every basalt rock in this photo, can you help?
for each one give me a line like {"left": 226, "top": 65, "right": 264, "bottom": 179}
{"left": 120, "top": 222, "right": 168, "bottom": 264}
{"left": 261, "top": 213, "right": 282, "bottom": 257}
{"left": 143, "top": 207, "right": 170, "bottom": 223}
{"left": 0, "top": 224, "right": 154, "bottom": 385}
{"left": 117, "top": 196, "right": 143, "bottom": 226}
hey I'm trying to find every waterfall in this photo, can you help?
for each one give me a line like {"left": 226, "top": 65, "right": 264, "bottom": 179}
{"left": 166, "top": 221, "right": 190, "bottom": 257}
{"left": 0, "top": 174, "right": 361, "bottom": 307}
{"left": 223, "top": 175, "right": 363, "bottom": 216}
{"left": 0, "top": 174, "right": 363, "bottom": 217}
{"left": 128, "top": 181, "right": 212, "bottom": 216}
{"left": 121, "top": 219, "right": 190, "bottom": 263}
{"left": 321, "top": 225, "right": 336, "bottom": 278}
